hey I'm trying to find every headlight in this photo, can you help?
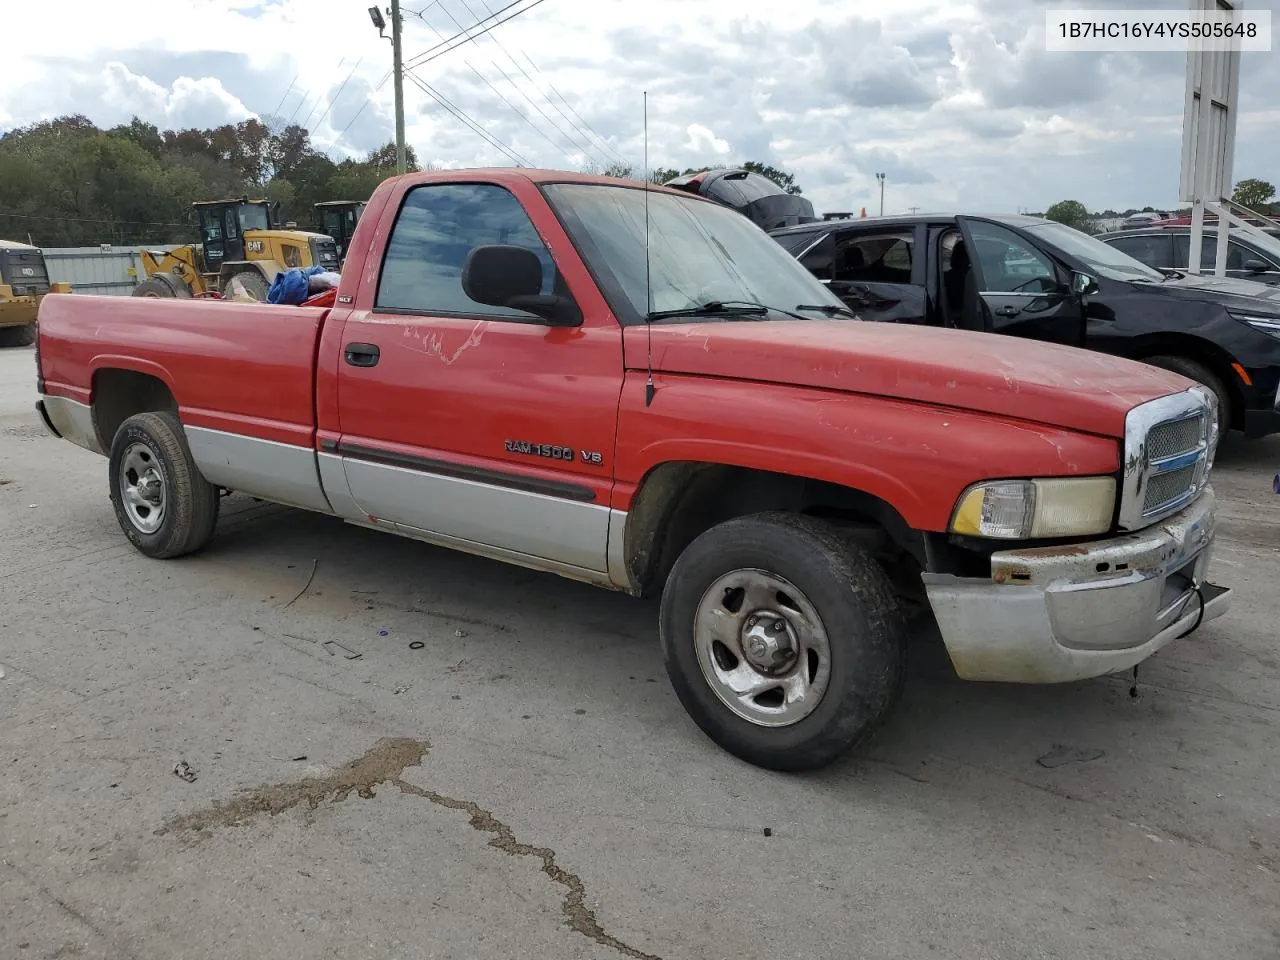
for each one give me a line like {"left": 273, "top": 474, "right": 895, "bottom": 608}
{"left": 1228, "top": 311, "right": 1280, "bottom": 340}
{"left": 950, "top": 477, "right": 1116, "bottom": 539}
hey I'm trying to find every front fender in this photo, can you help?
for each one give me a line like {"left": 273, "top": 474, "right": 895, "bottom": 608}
{"left": 613, "top": 373, "right": 1121, "bottom": 533}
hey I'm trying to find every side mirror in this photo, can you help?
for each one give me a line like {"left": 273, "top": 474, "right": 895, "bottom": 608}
{"left": 1244, "top": 258, "right": 1270, "bottom": 273}
{"left": 1071, "top": 271, "right": 1099, "bottom": 295}
{"left": 461, "top": 244, "right": 582, "bottom": 327}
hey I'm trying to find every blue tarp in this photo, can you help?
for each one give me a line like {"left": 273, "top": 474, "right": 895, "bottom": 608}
{"left": 267, "top": 266, "right": 326, "bottom": 305}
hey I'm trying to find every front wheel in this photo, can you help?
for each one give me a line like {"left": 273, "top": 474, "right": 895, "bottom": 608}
{"left": 224, "top": 270, "right": 268, "bottom": 301}
{"left": 659, "top": 512, "right": 907, "bottom": 772}
{"left": 108, "top": 411, "right": 219, "bottom": 559}
{"left": 1144, "top": 355, "right": 1231, "bottom": 445}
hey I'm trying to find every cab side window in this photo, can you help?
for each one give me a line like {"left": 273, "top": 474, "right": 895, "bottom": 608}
{"left": 376, "top": 183, "right": 558, "bottom": 318}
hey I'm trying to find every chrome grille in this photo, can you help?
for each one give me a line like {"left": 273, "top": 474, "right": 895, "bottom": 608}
{"left": 1146, "top": 414, "right": 1204, "bottom": 461}
{"left": 1143, "top": 463, "right": 1197, "bottom": 513}
{"left": 1118, "top": 390, "right": 1215, "bottom": 531}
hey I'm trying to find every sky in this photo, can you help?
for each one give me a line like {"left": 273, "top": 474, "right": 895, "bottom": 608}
{"left": 1, "top": 0, "right": 1277, "bottom": 217}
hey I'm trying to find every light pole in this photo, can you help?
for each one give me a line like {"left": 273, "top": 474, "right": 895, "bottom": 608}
{"left": 875, "top": 172, "right": 886, "bottom": 217}
{"left": 369, "top": 4, "right": 407, "bottom": 175}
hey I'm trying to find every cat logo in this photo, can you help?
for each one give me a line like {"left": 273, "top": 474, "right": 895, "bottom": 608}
{"left": 246, "top": 240, "right": 264, "bottom": 254}
{"left": 20, "top": 267, "right": 34, "bottom": 277}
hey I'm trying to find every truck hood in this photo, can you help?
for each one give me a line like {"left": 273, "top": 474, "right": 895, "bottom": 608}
{"left": 632, "top": 320, "right": 1192, "bottom": 438}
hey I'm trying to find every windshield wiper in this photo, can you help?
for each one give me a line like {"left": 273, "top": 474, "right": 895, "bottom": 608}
{"left": 795, "top": 303, "right": 860, "bottom": 319}
{"left": 646, "top": 302, "right": 770, "bottom": 322}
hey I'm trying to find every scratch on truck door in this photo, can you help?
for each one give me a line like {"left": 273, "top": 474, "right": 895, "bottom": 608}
{"left": 402, "top": 321, "right": 488, "bottom": 364}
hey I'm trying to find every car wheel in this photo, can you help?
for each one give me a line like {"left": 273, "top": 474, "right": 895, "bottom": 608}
{"left": 1144, "top": 355, "right": 1231, "bottom": 446}
{"left": 108, "top": 411, "right": 219, "bottom": 559}
{"left": 659, "top": 511, "right": 907, "bottom": 772}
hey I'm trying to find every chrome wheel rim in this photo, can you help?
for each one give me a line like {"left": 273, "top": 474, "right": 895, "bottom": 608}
{"left": 119, "top": 442, "right": 167, "bottom": 534}
{"left": 693, "top": 568, "right": 832, "bottom": 728}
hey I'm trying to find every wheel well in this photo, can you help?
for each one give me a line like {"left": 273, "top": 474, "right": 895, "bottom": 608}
{"left": 624, "top": 462, "right": 926, "bottom": 601}
{"left": 91, "top": 369, "right": 178, "bottom": 451}
{"left": 1122, "top": 333, "right": 1245, "bottom": 430}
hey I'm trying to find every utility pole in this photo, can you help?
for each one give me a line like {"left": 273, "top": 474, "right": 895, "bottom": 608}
{"left": 369, "top": 4, "right": 407, "bottom": 175}
{"left": 875, "top": 172, "right": 886, "bottom": 217}
{"left": 391, "top": 0, "right": 407, "bottom": 174}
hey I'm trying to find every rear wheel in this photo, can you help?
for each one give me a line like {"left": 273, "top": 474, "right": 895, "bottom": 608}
{"left": 1144, "top": 355, "right": 1231, "bottom": 444}
{"left": 108, "top": 411, "right": 219, "bottom": 559}
{"left": 133, "top": 276, "right": 190, "bottom": 298}
{"left": 659, "top": 512, "right": 907, "bottom": 772}
{"left": 224, "top": 270, "right": 268, "bottom": 301}
{"left": 0, "top": 322, "right": 35, "bottom": 347}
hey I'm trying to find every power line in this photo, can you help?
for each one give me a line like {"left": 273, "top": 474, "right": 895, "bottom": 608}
{"left": 312, "top": 57, "right": 365, "bottom": 131}
{"left": 403, "top": 0, "right": 550, "bottom": 71}
{"left": 403, "top": 68, "right": 529, "bottom": 166}
{"left": 533, "top": 60, "right": 629, "bottom": 166}
{"left": 424, "top": 0, "right": 601, "bottom": 166}
{"left": 0, "top": 212, "right": 192, "bottom": 228}
{"left": 412, "top": 9, "right": 576, "bottom": 163}
{"left": 271, "top": 74, "right": 299, "bottom": 116}
{"left": 301, "top": 58, "right": 344, "bottom": 129}
{"left": 460, "top": 0, "right": 622, "bottom": 166}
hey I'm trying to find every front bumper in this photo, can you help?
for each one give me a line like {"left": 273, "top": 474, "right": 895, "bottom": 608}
{"left": 922, "top": 488, "right": 1230, "bottom": 684}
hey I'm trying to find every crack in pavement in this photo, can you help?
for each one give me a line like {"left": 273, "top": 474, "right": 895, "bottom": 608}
{"left": 154, "top": 737, "right": 661, "bottom": 960}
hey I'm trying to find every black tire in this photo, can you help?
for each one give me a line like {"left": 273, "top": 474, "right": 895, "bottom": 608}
{"left": 659, "top": 512, "right": 907, "bottom": 772}
{"left": 108, "top": 411, "right": 219, "bottom": 559}
{"left": 1143, "top": 355, "right": 1231, "bottom": 440}
{"left": 0, "top": 322, "right": 36, "bottom": 347}
{"left": 133, "top": 276, "right": 190, "bottom": 298}
{"left": 224, "top": 270, "right": 268, "bottom": 301}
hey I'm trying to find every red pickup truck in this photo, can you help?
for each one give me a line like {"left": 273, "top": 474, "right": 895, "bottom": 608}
{"left": 34, "top": 168, "right": 1231, "bottom": 771}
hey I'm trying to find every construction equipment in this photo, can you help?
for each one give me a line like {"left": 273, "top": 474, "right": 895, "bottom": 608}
{"left": 314, "top": 200, "right": 367, "bottom": 263}
{"left": 0, "top": 240, "right": 71, "bottom": 347}
{"left": 135, "top": 198, "right": 340, "bottom": 300}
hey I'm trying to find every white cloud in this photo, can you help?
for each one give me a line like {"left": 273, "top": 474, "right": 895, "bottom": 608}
{"left": 98, "top": 63, "right": 254, "bottom": 129}
{"left": 683, "top": 123, "right": 731, "bottom": 156}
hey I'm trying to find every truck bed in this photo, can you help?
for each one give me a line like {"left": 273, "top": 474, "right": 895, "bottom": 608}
{"left": 38, "top": 294, "right": 330, "bottom": 448}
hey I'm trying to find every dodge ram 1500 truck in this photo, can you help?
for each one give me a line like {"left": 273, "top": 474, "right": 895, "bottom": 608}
{"left": 34, "top": 168, "right": 1231, "bottom": 772}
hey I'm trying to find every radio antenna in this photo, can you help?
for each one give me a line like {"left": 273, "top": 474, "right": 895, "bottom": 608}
{"left": 643, "top": 90, "right": 655, "bottom": 408}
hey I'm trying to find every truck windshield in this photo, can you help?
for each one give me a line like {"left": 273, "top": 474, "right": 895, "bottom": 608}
{"left": 1023, "top": 221, "right": 1166, "bottom": 282}
{"left": 543, "top": 182, "right": 846, "bottom": 323}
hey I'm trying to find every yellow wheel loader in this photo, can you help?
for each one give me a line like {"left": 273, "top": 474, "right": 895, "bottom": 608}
{"left": 0, "top": 240, "right": 71, "bottom": 347}
{"left": 135, "top": 199, "right": 340, "bottom": 300}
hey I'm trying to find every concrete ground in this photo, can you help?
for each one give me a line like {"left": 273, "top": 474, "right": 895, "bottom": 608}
{"left": 1, "top": 342, "right": 1277, "bottom": 960}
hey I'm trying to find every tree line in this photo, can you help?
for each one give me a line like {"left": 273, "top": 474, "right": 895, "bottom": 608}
{"left": 0, "top": 115, "right": 424, "bottom": 247}
{"left": 1041, "top": 178, "right": 1277, "bottom": 234}
{"left": 0, "top": 113, "right": 806, "bottom": 249}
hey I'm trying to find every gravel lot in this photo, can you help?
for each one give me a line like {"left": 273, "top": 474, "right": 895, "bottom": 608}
{"left": 2, "top": 342, "right": 1278, "bottom": 960}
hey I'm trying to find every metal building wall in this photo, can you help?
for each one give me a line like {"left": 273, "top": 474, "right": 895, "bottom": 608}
{"left": 41, "top": 246, "right": 176, "bottom": 296}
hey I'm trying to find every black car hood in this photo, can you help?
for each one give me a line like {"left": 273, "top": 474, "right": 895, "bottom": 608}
{"left": 1148, "top": 272, "right": 1280, "bottom": 314}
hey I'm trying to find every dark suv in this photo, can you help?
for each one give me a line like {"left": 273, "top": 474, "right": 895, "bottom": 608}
{"left": 771, "top": 213, "right": 1280, "bottom": 441}
{"left": 1099, "top": 227, "right": 1280, "bottom": 287}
